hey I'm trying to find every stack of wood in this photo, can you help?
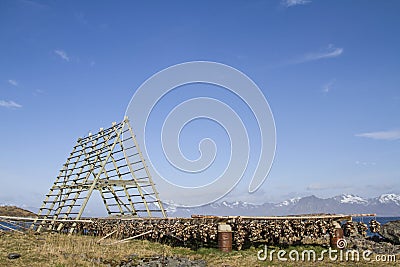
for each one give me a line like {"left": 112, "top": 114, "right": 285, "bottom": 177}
{"left": 342, "top": 220, "right": 383, "bottom": 237}
{"left": 59, "top": 217, "right": 341, "bottom": 250}
{"left": 230, "top": 218, "right": 335, "bottom": 249}
{"left": 369, "top": 219, "right": 381, "bottom": 233}
{"left": 357, "top": 222, "right": 369, "bottom": 237}
{"left": 36, "top": 216, "right": 367, "bottom": 250}
{"left": 343, "top": 221, "right": 357, "bottom": 237}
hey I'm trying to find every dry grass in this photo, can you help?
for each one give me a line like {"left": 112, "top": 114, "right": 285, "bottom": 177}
{"left": 0, "top": 231, "right": 398, "bottom": 266}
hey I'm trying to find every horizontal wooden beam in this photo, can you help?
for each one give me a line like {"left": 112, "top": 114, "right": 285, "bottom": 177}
{"left": 0, "top": 215, "right": 93, "bottom": 223}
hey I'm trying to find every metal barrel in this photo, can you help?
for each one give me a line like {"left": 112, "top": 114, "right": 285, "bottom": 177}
{"left": 217, "top": 223, "right": 232, "bottom": 252}
{"left": 330, "top": 228, "right": 345, "bottom": 249}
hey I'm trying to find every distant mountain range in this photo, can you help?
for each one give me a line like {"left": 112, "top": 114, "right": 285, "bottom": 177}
{"left": 165, "top": 193, "right": 400, "bottom": 217}
{"left": 2, "top": 194, "right": 399, "bottom": 218}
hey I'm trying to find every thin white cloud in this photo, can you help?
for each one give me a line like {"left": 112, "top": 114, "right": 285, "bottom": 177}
{"left": 8, "top": 79, "right": 18, "bottom": 87}
{"left": 0, "top": 100, "right": 22, "bottom": 109}
{"left": 322, "top": 79, "right": 335, "bottom": 93}
{"left": 54, "top": 49, "right": 70, "bottom": 62}
{"left": 291, "top": 44, "right": 343, "bottom": 65}
{"left": 282, "top": 0, "right": 311, "bottom": 7}
{"left": 355, "top": 161, "right": 376, "bottom": 166}
{"left": 356, "top": 130, "right": 400, "bottom": 141}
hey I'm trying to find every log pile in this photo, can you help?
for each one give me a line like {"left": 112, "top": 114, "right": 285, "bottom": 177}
{"left": 369, "top": 219, "right": 381, "bottom": 233}
{"left": 230, "top": 217, "right": 335, "bottom": 249}
{"left": 45, "top": 217, "right": 348, "bottom": 250}
{"left": 71, "top": 218, "right": 219, "bottom": 248}
{"left": 343, "top": 220, "right": 379, "bottom": 237}
{"left": 343, "top": 221, "right": 357, "bottom": 237}
{"left": 3, "top": 215, "right": 381, "bottom": 250}
{"left": 357, "top": 222, "right": 369, "bottom": 237}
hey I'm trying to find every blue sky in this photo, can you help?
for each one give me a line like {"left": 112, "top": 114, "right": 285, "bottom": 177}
{"left": 1, "top": 0, "right": 399, "bottom": 211}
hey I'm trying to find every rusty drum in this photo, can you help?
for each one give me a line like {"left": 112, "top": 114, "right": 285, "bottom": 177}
{"left": 330, "top": 228, "right": 345, "bottom": 249}
{"left": 218, "top": 223, "right": 232, "bottom": 252}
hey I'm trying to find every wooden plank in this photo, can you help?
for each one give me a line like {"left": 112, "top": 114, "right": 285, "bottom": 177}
{"left": 96, "top": 230, "right": 117, "bottom": 244}
{"left": 0, "top": 215, "right": 93, "bottom": 223}
{"left": 107, "top": 230, "right": 153, "bottom": 245}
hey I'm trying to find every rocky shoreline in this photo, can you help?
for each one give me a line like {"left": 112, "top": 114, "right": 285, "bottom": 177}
{"left": 344, "top": 219, "right": 400, "bottom": 255}
{"left": 380, "top": 220, "right": 400, "bottom": 245}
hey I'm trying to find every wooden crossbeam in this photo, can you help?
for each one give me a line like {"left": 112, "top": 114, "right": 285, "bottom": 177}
{"left": 32, "top": 117, "right": 166, "bottom": 233}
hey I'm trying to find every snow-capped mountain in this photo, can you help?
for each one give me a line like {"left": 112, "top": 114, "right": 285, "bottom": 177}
{"left": 376, "top": 194, "right": 400, "bottom": 205}
{"left": 276, "top": 197, "right": 301, "bottom": 207}
{"left": 165, "top": 193, "right": 400, "bottom": 217}
{"left": 333, "top": 194, "right": 368, "bottom": 205}
{"left": 211, "top": 201, "right": 256, "bottom": 209}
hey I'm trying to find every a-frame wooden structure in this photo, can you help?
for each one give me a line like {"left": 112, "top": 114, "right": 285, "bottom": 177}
{"left": 32, "top": 117, "right": 166, "bottom": 232}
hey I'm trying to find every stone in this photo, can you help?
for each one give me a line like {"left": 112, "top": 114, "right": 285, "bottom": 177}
{"left": 379, "top": 220, "right": 400, "bottom": 245}
{"left": 7, "top": 253, "right": 21, "bottom": 259}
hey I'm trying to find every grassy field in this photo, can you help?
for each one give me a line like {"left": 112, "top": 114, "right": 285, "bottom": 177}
{"left": 0, "top": 231, "right": 398, "bottom": 267}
